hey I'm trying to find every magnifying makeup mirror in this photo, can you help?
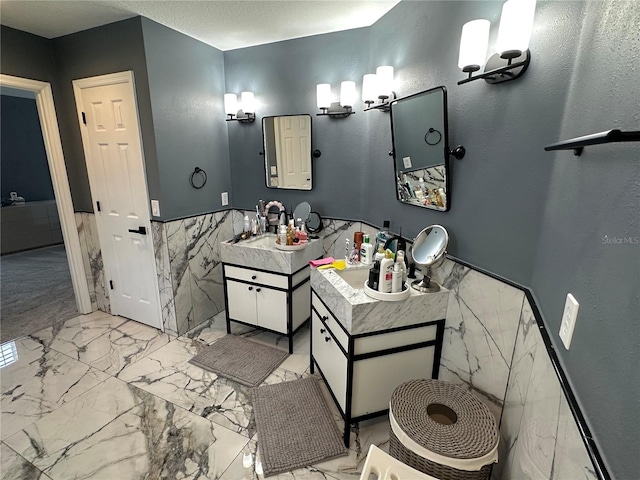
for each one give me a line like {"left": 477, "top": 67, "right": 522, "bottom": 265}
{"left": 293, "top": 202, "right": 312, "bottom": 225}
{"left": 410, "top": 225, "right": 449, "bottom": 293}
{"left": 306, "top": 212, "right": 323, "bottom": 238}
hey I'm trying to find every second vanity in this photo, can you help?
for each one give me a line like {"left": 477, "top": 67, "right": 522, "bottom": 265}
{"left": 310, "top": 266, "right": 450, "bottom": 446}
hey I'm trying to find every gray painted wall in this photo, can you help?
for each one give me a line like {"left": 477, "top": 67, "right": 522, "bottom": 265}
{"left": 225, "top": 1, "right": 637, "bottom": 477}
{"left": 1, "top": 95, "right": 55, "bottom": 202}
{"left": 0, "top": 25, "right": 58, "bottom": 85}
{"left": 226, "top": 27, "right": 371, "bottom": 217}
{"left": 140, "top": 18, "right": 230, "bottom": 221}
{"left": 51, "top": 17, "right": 160, "bottom": 213}
{"left": 530, "top": 1, "right": 640, "bottom": 477}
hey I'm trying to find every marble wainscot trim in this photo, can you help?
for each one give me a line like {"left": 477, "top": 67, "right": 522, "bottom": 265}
{"left": 321, "top": 218, "right": 378, "bottom": 259}
{"left": 310, "top": 265, "right": 448, "bottom": 335}
{"left": 221, "top": 233, "right": 323, "bottom": 275}
{"left": 75, "top": 212, "right": 97, "bottom": 310}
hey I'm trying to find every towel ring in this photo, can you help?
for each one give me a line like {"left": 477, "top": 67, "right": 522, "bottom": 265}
{"left": 424, "top": 128, "right": 442, "bottom": 146}
{"left": 189, "top": 167, "right": 207, "bottom": 189}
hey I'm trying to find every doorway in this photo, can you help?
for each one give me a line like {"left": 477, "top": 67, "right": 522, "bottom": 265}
{"left": 0, "top": 74, "right": 92, "bottom": 341}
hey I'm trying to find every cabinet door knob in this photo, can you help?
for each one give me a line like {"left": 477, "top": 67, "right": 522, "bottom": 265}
{"left": 251, "top": 275, "right": 257, "bottom": 280}
{"left": 256, "top": 288, "right": 261, "bottom": 292}
{"left": 320, "top": 328, "right": 326, "bottom": 334}
{"left": 325, "top": 336, "right": 331, "bottom": 342}
{"left": 248, "top": 286, "right": 253, "bottom": 291}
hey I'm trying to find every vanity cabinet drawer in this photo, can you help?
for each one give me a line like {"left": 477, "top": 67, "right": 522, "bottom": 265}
{"left": 224, "top": 265, "right": 288, "bottom": 289}
{"left": 312, "top": 314, "right": 347, "bottom": 412}
{"left": 312, "top": 293, "right": 348, "bottom": 351}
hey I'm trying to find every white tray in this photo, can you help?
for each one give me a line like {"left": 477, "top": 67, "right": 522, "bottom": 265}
{"left": 363, "top": 281, "right": 410, "bottom": 301}
{"left": 274, "top": 242, "right": 307, "bottom": 251}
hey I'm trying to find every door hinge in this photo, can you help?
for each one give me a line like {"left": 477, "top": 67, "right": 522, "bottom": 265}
{"left": 109, "top": 280, "right": 114, "bottom": 290}
{"left": 82, "top": 112, "right": 87, "bottom": 125}
{"left": 96, "top": 201, "right": 101, "bottom": 212}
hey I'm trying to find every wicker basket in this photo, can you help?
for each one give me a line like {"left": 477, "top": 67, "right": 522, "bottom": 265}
{"left": 389, "top": 379, "right": 498, "bottom": 480}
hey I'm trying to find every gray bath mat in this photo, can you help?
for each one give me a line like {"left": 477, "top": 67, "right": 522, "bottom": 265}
{"left": 189, "top": 335, "right": 288, "bottom": 387}
{"left": 252, "top": 377, "right": 348, "bottom": 477}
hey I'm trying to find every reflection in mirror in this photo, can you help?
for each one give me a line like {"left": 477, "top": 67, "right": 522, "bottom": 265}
{"left": 263, "top": 114, "right": 312, "bottom": 190}
{"left": 390, "top": 86, "right": 450, "bottom": 211}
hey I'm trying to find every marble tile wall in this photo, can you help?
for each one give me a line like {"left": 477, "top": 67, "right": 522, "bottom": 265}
{"left": 495, "top": 297, "right": 597, "bottom": 479}
{"left": 154, "top": 210, "right": 235, "bottom": 336}
{"left": 74, "top": 212, "right": 110, "bottom": 313}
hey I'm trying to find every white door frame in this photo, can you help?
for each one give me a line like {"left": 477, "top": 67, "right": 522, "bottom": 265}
{"left": 72, "top": 71, "right": 163, "bottom": 330}
{"left": 0, "top": 74, "right": 92, "bottom": 314}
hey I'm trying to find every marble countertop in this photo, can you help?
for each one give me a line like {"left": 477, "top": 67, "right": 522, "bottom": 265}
{"left": 221, "top": 233, "right": 324, "bottom": 275}
{"left": 311, "top": 264, "right": 449, "bottom": 335}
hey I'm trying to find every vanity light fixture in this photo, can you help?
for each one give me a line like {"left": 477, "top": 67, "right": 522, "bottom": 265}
{"left": 458, "top": 0, "right": 536, "bottom": 85}
{"left": 224, "top": 91, "right": 256, "bottom": 123}
{"left": 362, "top": 65, "right": 396, "bottom": 112}
{"left": 316, "top": 82, "right": 355, "bottom": 118}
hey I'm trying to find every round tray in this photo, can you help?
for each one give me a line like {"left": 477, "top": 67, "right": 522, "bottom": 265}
{"left": 363, "top": 281, "right": 410, "bottom": 301}
{"left": 274, "top": 241, "right": 308, "bottom": 251}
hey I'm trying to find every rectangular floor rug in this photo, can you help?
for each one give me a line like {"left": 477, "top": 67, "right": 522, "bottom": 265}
{"left": 252, "top": 377, "right": 348, "bottom": 477}
{"left": 189, "top": 335, "right": 288, "bottom": 387}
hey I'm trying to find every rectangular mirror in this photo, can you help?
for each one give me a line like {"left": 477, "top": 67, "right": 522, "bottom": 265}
{"left": 390, "top": 86, "right": 450, "bottom": 211}
{"left": 263, "top": 114, "right": 312, "bottom": 190}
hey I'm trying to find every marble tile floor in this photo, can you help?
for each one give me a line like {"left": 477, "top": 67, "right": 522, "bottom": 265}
{"left": 1, "top": 310, "right": 390, "bottom": 480}
{"left": 1, "top": 245, "right": 78, "bottom": 343}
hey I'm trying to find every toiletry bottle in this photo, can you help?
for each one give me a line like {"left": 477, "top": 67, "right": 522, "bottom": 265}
{"left": 354, "top": 232, "right": 364, "bottom": 261}
{"left": 391, "top": 262, "right": 402, "bottom": 293}
{"left": 374, "top": 244, "right": 385, "bottom": 262}
{"left": 375, "top": 220, "right": 391, "bottom": 252}
{"left": 345, "top": 238, "right": 351, "bottom": 261}
{"left": 434, "top": 188, "right": 443, "bottom": 207}
{"left": 348, "top": 243, "right": 360, "bottom": 265}
{"left": 361, "top": 234, "right": 374, "bottom": 265}
{"left": 418, "top": 177, "right": 427, "bottom": 196}
{"left": 378, "top": 252, "right": 394, "bottom": 294}
{"left": 243, "top": 215, "right": 250, "bottom": 234}
{"left": 286, "top": 220, "right": 295, "bottom": 245}
{"left": 438, "top": 188, "right": 446, "bottom": 208}
{"left": 368, "top": 261, "right": 381, "bottom": 291}
{"left": 396, "top": 250, "right": 408, "bottom": 282}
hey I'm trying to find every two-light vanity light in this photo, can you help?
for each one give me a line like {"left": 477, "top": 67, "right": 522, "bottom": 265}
{"left": 224, "top": 91, "right": 256, "bottom": 123}
{"left": 458, "top": 0, "right": 536, "bottom": 85}
{"left": 316, "top": 65, "right": 395, "bottom": 119}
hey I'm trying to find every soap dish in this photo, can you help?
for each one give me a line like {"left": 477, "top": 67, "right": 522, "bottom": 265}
{"left": 275, "top": 242, "right": 307, "bottom": 251}
{"left": 363, "top": 281, "right": 410, "bottom": 301}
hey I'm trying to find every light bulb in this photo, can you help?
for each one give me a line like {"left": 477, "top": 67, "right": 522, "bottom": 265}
{"left": 340, "top": 81, "right": 357, "bottom": 107}
{"left": 376, "top": 66, "right": 394, "bottom": 99}
{"left": 240, "top": 91, "right": 255, "bottom": 114}
{"left": 458, "top": 19, "right": 490, "bottom": 71}
{"left": 316, "top": 84, "right": 332, "bottom": 110}
{"left": 362, "top": 74, "right": 379, "bottom": 104}
{"left": 224, "top": 93, "right": 238, "bottom": 115}
{"left": 496, "top": 0, "right": 537, "bottom": 58}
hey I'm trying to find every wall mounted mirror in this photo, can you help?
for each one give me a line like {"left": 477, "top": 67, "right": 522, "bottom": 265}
{"left": 390, "top": 86, "right": 451, "bottom": 211}
{"left": 263, "top": 114, "right": 313, "bottom": 190}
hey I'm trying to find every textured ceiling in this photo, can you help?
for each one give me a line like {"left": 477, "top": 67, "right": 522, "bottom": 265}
{"left": 0, "top": 0, "right": 400, "bottom": 51}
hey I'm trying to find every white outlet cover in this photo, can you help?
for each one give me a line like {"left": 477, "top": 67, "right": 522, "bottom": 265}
{"left": 221, "top": 192, "right": 229, "bottom": 206}
{"left": 559, "top": 293, "right": 579, "bottom": 350}
{"left": 151, "top": 199, "right": 160, "bottom": 217}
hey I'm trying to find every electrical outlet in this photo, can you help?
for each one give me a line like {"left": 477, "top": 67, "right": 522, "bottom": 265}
{"left": 221, "top": 192, "right": 229, "bottom": 206}
{"left": 151, "top": 200, "right": 160, "bottom": 217}
{"left": 559, "top": 293, "right": 579, "bottom": 349}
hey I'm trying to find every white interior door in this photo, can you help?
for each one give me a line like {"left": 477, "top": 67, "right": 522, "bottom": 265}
{"left": 275, "top": 115, "right": 311, "bottom": 189}
{"left": 73, "top": 71, "right": 162, "bottom": 330}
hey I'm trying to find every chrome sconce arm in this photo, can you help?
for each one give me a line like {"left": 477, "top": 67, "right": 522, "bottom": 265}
{"left": 363, "top": 92, "right": 397, "bottom": 113}
{"left": 458, "top": 50, "right": 530, "bottom": 85}
{"left": 226, "top": 112, "right": 256, "bottom": 123}
{"left": 316, "top": 103, "right": 355, "bottom": 119}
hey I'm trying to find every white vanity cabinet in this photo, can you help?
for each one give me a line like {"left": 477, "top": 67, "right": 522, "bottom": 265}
{"left": 223, "top": 264, "right": 311, "bottom": 353}
{"left": 310, "top": 290, "right": 445, "bottom": 447}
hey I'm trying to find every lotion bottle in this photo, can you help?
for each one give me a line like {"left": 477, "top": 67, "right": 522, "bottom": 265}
{"left": 378, "top": 252, "right": 394, "bottom": 294}
{"left": 391, "top": 262, "right": 402, "bottom": 293}
{"left": 361, "top": 234, "right": 374, "bottom": 265}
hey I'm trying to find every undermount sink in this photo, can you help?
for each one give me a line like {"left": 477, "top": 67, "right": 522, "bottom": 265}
{"left": 334, "top": 267, "right": 369, "bottom": 289}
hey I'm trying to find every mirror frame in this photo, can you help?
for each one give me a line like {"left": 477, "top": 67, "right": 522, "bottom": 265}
{"left": 390, "top": 86, "right": 451, "bottom": 212}
{"left": 262, "top": 114, "right": 314, "bottom": 191}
